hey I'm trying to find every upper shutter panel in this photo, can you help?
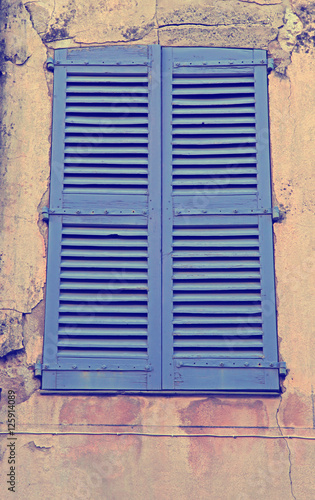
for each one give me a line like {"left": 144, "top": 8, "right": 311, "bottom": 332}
{"left": 162, "top": 48, "right": 279, "bottom": 392}
{"left": 43, "top": 46, "right": 162, "bottom": 390}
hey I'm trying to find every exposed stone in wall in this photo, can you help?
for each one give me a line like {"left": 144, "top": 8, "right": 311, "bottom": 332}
{"left": 0, "top": 310, "right": 24, "bottom": 357}
{"left": 0, "top": 0, "right": 50, "bottom": 362}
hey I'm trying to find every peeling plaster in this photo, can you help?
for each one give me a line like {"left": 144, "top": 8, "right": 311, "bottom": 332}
{"left": 25, "top": 440, "right": 53, "bottom": 452}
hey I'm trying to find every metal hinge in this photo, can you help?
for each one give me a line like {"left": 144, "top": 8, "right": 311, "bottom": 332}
{"left": 279, "top": 361, "right": 287, "bottom": 377}
{"left": 272, "top": 206, "right": 280, "bottom": 222}
{"left": 34, "top": 359, "right": 43, "bottom": 377}
{"left": 46, "top": 57, "right": 54, "bottom": 72}
{"left": 42, "top": 206, "right": 49, "bottom": 222}
{"left": 268, "top": 58, "right": 274, "bottom": 73}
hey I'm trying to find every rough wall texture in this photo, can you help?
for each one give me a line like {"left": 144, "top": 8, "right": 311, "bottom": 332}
{"left": 0, "top": 0, "right": 314, "bottom": 498}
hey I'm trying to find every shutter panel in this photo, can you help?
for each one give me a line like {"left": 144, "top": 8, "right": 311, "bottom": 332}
{"left": 162, "top": 48, "right": 279, "bottom": 392}
{"left": 43, "top": 46, "right": 162, "bottom": 390}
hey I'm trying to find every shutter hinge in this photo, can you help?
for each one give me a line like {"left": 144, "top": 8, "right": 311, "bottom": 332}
{"left": 272, "top": 206, "right": 280, "bottom": 222}
{"left": 42, "top": 206, "right": 49, "bottom": 222}
{"left": 279, "top": 362, "right": 287, "bottom": 377}
{"left": 267, "top": 58, "right": 274, "bottom": 73}
{"left": 34, "top": 359, "right": 43, "bottom": 377}
{"left": 46, "top": 57, "right": 54, "bottom": 72}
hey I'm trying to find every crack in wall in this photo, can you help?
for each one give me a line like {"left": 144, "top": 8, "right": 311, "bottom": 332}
{"left": 158, "top": 21, "right": 267, "bottom": 29}
{"left": 239, "top": 0, "right": 281, "bottom": 5}
{"left": 276, "top": 396, "right": 297, "bottom": 500}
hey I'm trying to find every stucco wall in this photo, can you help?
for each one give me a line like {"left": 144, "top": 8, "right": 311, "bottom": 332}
{"left": 0, "top": 0, "right": 314, "bottom": 498}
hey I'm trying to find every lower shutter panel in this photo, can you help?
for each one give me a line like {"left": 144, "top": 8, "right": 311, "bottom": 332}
{"left": 171, "top": 215, "right": 279, "bottom": 391}
{"left": 43, "top": 215, "right": 153, "bottom": 390}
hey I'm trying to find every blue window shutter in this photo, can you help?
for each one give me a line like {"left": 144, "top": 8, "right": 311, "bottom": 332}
{"left": 162, "top": 48, "right": 280, "bottom": 391}
{"left": 42, "top": 46, "right": 162, "bottom": 390}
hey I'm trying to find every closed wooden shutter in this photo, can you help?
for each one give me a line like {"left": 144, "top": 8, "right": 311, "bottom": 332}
{"left": 43, "top": 46, "right": 280, "bottom": 392}
{"left": 161, "top": 48, "right": 279, "bottom": 391}
{"left": 42, "top": 46, "right": 162, "bottom": 390}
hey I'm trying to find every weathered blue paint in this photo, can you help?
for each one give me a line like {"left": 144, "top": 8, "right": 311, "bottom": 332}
{"left": 43, "top": 45, "right": 280, "bottom": 392}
